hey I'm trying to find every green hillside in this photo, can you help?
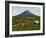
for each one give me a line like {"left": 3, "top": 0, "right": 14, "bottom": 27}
{"left": 12, "top": 16, "right": 40, "bottom": 31}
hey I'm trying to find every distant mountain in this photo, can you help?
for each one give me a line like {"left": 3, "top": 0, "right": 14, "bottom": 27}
{"left": 16, "top": 10, "right": 37, "bottom": 17}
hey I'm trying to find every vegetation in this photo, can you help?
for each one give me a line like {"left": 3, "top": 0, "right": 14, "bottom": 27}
{"left": 12, "top": 16, "right": 40, "bottom": 31}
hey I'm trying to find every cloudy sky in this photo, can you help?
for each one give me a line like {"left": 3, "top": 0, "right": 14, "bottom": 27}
{"left": 12, "top": 6, "right": 40, "bottom": 16}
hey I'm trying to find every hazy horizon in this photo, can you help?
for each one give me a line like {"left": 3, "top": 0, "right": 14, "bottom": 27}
{"left": 12, "top": 6, "right": 40, "bottom": 16}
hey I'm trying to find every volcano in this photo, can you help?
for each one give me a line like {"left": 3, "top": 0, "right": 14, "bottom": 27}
{"left": 16, "top": 10, "right": 36, "bottom": 17}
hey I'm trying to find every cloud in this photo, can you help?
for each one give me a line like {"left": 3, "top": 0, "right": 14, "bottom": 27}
{"left": 12, "top": 6, "right": 40, "bottom": 16}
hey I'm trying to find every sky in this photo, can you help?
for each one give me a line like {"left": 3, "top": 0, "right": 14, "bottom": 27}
{"left": 12, "top": 6, "right": 40, "bottom": 16}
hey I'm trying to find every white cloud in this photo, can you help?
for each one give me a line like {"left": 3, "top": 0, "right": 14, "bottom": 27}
{"left": 12, "top": 6, "right": 40, "bottom": 16}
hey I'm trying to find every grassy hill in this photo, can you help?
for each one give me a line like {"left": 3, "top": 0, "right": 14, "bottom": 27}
{"left": 12, "top": 16, "right": 40, "bottom": 31}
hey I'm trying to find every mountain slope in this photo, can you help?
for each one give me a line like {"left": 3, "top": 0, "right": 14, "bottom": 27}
{"left": 16, "top": 10, "right": 36, "bottom": 17}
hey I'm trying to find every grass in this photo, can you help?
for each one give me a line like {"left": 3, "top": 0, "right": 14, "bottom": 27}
{"left": 12, "top": 16, "right": 40, "bottom": 31}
